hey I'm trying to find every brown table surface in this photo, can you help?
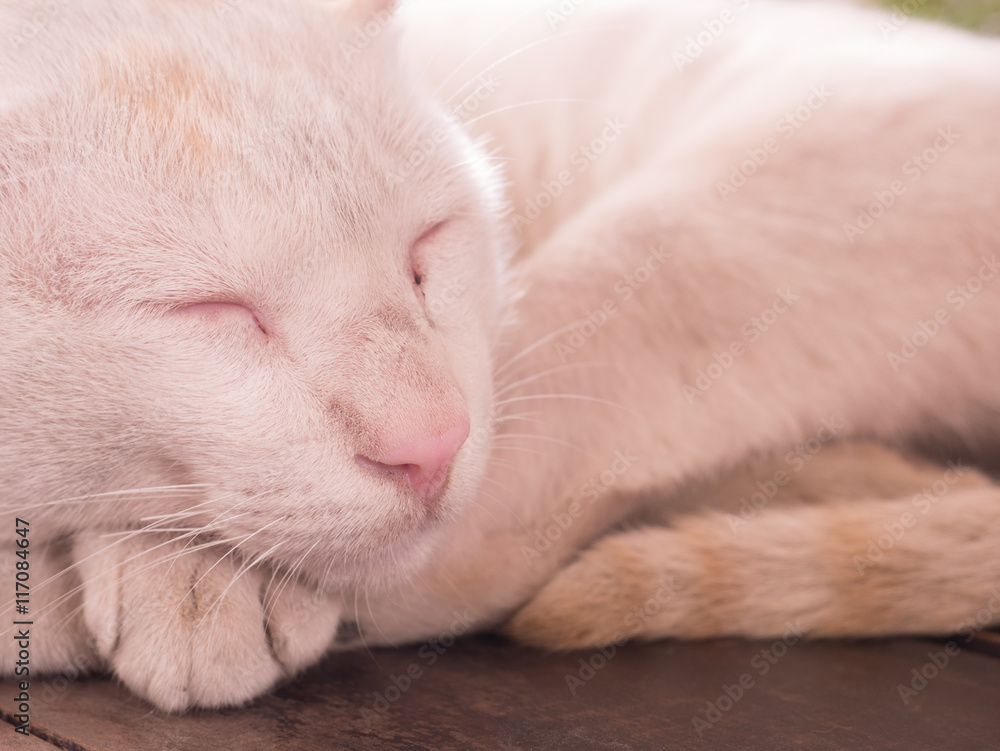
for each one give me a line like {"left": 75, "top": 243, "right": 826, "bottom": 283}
{"left": 1, "top": 633, "right": 999, "bottom": 750}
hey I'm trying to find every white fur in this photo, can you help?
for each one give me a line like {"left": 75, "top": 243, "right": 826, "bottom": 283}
{"left": 0, "top": 0, "right": 509, "bottom": 704}
{"left": 2, "top": 0, "right": 999, "bottom": 711}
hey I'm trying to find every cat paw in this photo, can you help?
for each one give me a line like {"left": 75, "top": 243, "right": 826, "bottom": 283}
{"left": 505, "top": 530, "right": 689, "bottom": 649}
{"left": 73, "top": 533, "right": 341, "bottom": 712}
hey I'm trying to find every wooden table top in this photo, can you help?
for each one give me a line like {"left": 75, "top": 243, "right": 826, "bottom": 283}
{"left": 2, "top": 633, "right": 998, "bottom": 750}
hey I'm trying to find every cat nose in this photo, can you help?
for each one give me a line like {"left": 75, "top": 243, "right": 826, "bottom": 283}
{"left": 357, "top": 417, "right": 470, "bottom": 504}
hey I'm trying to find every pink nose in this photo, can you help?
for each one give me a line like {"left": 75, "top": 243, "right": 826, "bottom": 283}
{"left": 357, "top": 417, "right": 470, "bottom": 503}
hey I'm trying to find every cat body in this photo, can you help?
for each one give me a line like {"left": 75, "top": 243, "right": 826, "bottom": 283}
{"left": 1, "top": 0, "right": 1000, "bottom": 711}
{"left": 353, "top": 0, "right": 1000, "bottom": 644}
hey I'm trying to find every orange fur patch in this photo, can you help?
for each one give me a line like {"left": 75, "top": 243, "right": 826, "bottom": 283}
{"left": 97, "top": 46, "right": 229, "bottom": 169}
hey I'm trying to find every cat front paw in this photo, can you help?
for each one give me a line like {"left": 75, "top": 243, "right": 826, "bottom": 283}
{"left": 73, "top": 534, "right": 340, "bottom": 712}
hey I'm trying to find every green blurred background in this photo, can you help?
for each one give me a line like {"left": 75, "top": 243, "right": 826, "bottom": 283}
{"left": 871, "top": 0, "right": 1000, "bottom": 31}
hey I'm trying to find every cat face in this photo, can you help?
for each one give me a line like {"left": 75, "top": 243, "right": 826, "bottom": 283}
{"left": 0, "top": 0, "right": 511, "bottom": 589}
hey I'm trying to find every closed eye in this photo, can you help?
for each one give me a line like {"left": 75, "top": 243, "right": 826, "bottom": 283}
{"left": 171, "top": 302, "right": 268, "bottom": 337}
{"left": 410, "top": 220, "right": 450, "bottom": 290}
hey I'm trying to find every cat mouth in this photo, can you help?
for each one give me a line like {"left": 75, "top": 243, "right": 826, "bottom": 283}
{"left": 213, "top": 446, "right": 473, "bottom": 588}
{"left": 227, "top": 501, "right": 444, "bottom": 592}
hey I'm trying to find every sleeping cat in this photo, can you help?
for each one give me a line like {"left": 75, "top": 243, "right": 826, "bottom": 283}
{"left": 2, "top": 0, "right": 1000, "bottom": 712}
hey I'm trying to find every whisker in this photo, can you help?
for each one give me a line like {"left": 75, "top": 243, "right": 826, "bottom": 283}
{"left": 32, "top": 535, "right": 244, "bottom": 634}
{"left": 169, "top": 519, "right": 284, "bottom": 631}
{"left": 352, "top": 586, "right": 381, "bottom": 665}
{"left": 19, "top": 495, "right": 251, "bottom": 621}
{"left": 0, "top": 484, "right": 209, "bottom": 511}
{"left": 443, "top": 28, "right": 599, "bottom": 106}
{"left": 19, "top": 487, "right": 253, "bottom": 632}
{"left": 200, "top": 544, "right": 284, "bottom": 650}
{"left": 483, "top": 456, "right": 523, "bottom": 473}
{"left": 440, "top": 154, "right": 515, "bottom": 175}
{"left": 363, "top": 585, "right": 395, "bottom": 648}
{"left": 262, "top": 539, "right": 323, "bottom": 629}
{"left": 492, "top": 432, "right": 584, "bottom": 452}
{"left": 463, "top": 98, "right": 617, "bottom": 127}
{"left": 432, "top": 4, "right": 544, "bottom": 98}
{"left": 495, "top": 414, "right": 549, "bottom": 429}
{"left": 494, "top": 321, "right": 596, "bottom": 377}
{"left": 495, "top": 392, "right": 633, "bottom": 414}
{"left": 494, "top": 361, "right": 612, "bottom": 397}
{"left": 491, "top": 444, "right": 554, "bottom": 459}
{"left": 468, "top": 488, "right": 530, "bottom": 531}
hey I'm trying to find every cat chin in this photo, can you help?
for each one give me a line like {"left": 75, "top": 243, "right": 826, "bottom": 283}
{"left": 217, "top": 473, "right": 475, "bottom": 593}
{"left": 285, "top": 518, "right": 442, "bottom": 595}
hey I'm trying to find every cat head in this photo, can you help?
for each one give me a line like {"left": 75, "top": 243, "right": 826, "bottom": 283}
{"left": 0, "top": 0, "right": 513, "bottom": 589}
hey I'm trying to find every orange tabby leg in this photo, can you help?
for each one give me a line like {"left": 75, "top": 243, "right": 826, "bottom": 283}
{"left": 507, "top": 446, "right": 1000, "bottom": 647}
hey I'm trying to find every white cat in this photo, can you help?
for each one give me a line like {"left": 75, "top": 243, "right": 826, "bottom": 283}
{"left": 2, "top": 0, "right": 999, "bottom": 713}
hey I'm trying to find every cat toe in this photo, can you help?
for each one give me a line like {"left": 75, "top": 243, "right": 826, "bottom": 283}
{"left": 263, "top": 578, "right": 341, "bottom": 675}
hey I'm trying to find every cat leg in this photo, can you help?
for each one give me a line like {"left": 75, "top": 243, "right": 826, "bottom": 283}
{"left": 506, "top": 446, "right": 1000, "bottom": 647}
{"left": 73, "top": 533, "right": 341, "bottom": 712}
